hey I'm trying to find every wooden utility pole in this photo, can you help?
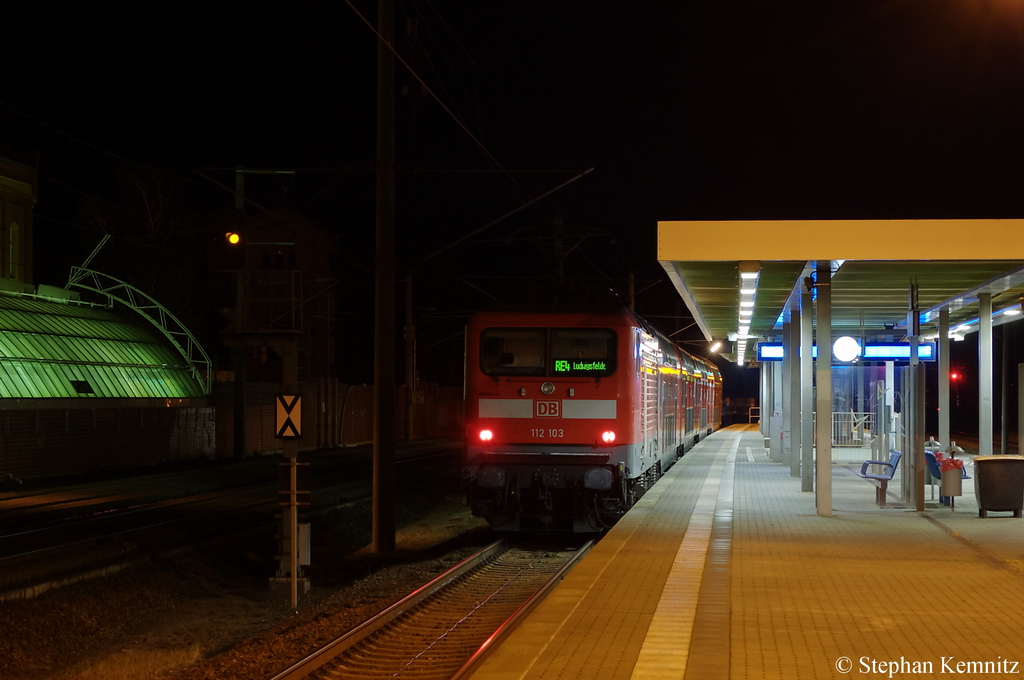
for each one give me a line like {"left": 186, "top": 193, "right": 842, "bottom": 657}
{"left": 373, "top": 0, "right": 396, "bottom": 554}
{"left": 233, "top": 167, "right": 247, "bottom": 461}
{"left": 405, "top": 274, "right": 416, "bottom": 440}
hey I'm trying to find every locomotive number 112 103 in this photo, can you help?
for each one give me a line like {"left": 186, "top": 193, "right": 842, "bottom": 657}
{"left": 532, "top": 428, "right": 564, "bottom": 438}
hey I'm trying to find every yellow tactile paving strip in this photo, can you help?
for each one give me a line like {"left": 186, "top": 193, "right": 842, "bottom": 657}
{"left": 471, "top": 426, "right": 1024, "bottom": 679}
{"left": 630, "top": 436, "right": 735, "bottom": 680}
{"left": 471, "top": 432, "right": 732, "bottom": 680}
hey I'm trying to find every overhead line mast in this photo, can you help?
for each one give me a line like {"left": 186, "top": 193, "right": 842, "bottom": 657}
{"left": 373, "top": 0, "right": 397, "bottom": 554}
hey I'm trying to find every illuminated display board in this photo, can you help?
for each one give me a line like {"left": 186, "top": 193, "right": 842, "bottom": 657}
{"left": 553, "top": 359, "right": 610, "bottom": 374}
{"left": 862, "top": 343, "right": 935, "bottom": 360}
{"left": 757, "top": 342, "right": 935, "bottom": 363}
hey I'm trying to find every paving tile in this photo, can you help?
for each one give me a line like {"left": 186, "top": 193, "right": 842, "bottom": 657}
{"left": 470, "top": 425, "right": 1024, "bottom": 679}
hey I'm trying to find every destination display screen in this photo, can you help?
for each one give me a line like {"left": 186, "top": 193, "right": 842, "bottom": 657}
{"left": 550, "top": 329, "right": 616, "bottom": 377}
{"left": 553, "top": 359, "right": 609, "bottom": 374}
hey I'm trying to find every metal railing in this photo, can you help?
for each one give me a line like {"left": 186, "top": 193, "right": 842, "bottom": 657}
{"left": 832, "top": 411, "right": 872, "bottom": 447}
{"left": 66, "top": 267, "right": 212, "bottom": 395}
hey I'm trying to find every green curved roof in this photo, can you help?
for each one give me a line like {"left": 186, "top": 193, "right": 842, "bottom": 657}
{"left": 0, "top": 295, "right": 206, "bottom": 399}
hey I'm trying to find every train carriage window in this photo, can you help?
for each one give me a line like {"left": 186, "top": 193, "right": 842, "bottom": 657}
{"left": 480, "top": 328, "right": 546, "bottom": 376}
{"left": 680, "top": 353, "right": 696, "bottom": 377}
{"left": 551, "top": 329, "right": 616, "bottom": 377}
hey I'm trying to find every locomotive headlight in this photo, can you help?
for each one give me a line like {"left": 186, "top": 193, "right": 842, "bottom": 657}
{"left": 583, "top": 467, "right": 613, "bottom": 490}
{"left": 540, "top": 381, "right": 555, "bottom": 395}
{"left": 601, "top": 430, "right": 616, "bottom": 444}
{"left": 478, "top": 468, "right": 506, "bottom": 488}
{"left": 479, "top": 429, "right": 494, "bottom": 442}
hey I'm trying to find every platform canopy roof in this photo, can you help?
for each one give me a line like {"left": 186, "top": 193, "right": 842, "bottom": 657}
{"left": 659, "top": 219, "right": 1024, "bottom": 362}
{"left": 0, "top": 293, "right": 206, "bottom": 401}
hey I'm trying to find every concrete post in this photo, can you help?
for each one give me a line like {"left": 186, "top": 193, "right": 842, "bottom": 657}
{"left": 885, "top": 361, "right": 895, "bottom": 458}
{"left": 760, "top": 359, "right": 769, "bottom": 441}
{"left": 782, "top": 317, "right": 793, "bottom": 469}
{"left": 938, "top": 308, "right": 950, "bottom": 449}
{"left": 1002, "top": 328, "right": 1009, "bottom": 454}
{"left": 801, "top": 282, "right": 814, "bottom": 492}
{"left": 815, "top": 262, "right": 832, "bottom": 516}
{"left": 916, "top": 365, "right": 926, "bottom": 510}
{"left": 980, "top": 293, "right": 993, "bottom": 457}
{"left": 788, "top": 308, "right": 801, "bottom": 478}
{"left": 769, "top": 361, "right": 783, "bottom": 463}
{"left": 908, "top": 284, "right": 923, "bottom": 511}
{"left": 1019, "top": 363, "right": 1024, "bottom": 456}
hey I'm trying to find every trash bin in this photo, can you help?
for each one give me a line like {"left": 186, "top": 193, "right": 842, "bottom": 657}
{"left": 973, "top": 455, "right": 1024, "bottom": 518}
{"left": 940, "top": 467, "right": 963, "bottom": 498}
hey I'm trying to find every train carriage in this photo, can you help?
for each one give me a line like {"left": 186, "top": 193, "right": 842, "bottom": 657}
{"left": 463, "top": 308, "right": 722, "bottom": 532}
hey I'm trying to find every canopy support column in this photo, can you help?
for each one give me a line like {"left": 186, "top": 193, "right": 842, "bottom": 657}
{"left": 815, "top": 262, "right": 832, "bottom": 517}
{"left": 787, "top": 310, "right": 801, "bottom": 478}
{"left": 980, "top": 293, "right": 993, "bottom": 456}
{"left": 938, "top": 308, "right": 950, "bottom": 449}
{"left": 801, "top": 280, "right": 814, "bottom": 492}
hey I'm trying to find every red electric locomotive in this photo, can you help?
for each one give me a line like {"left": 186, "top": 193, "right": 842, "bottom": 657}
{"left": 463, "top": 308, "right": 722, "bottom": 532}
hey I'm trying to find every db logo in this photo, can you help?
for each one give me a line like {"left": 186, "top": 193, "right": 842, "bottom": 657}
{"left": 535, "top": 400, "right": 561, "bottom": 418}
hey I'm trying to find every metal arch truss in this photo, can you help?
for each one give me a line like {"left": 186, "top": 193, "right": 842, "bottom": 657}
{"left": 66, "top": 267, "right": 213, "bottom": 395}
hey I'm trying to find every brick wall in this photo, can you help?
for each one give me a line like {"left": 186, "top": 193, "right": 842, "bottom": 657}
{"left": 0, "top": 379, "right": 463, "bottom": 480}
{"left": 213, "top": 379, "right": 464, "bottom": 455}
{"left": 0, "top": 406, "right": 215, "bottom": 479}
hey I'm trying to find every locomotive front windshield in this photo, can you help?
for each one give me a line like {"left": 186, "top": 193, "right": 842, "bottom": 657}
{"left": 551, "top": 328, "right": 616, "bottom": 377}
{"left": 480, "top": 328, "right": 547, "bottom": 376}
{"left": 480, "top": 327, "right": 616, "bottom": 377}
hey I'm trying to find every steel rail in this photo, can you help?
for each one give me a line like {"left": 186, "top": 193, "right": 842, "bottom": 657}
{"left": 0, "top": 444, "right": 461, "bottom": 597}
{"left": 450, "top": 539, "right": 595, "bottom": 679}
{"left": 268, "top": 539, "right": 594, "bottom": 680}
{"left": 269, "top": 540, "right": 508, "bottom": 680}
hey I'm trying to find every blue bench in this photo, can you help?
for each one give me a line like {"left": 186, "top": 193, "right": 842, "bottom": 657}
{"left": 856, "top": 450, "right": 901, "bottom": 506}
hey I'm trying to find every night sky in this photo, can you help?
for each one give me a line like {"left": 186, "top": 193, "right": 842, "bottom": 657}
{"left": 6, "top": 2, "right": 1024, "bottom": 402}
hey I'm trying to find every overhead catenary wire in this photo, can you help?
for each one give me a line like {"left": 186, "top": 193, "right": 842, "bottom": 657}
{"left": 422, "top": 167, "right": 594, "bottom": 262}
{"left": 412, "top": 0, "right": 545, "bottom": 145}
{"left": 401, "top": 0, "right": 551, "bottom": 198}
{"left": 342, "top": 0, "right": 547, "bottom": 212}
{"left": 36, "top": 170, "right": 205, "bottom": 236}
{"left": 379, "top": 2, "right": 627, "bottom": 291}
{"left": 0, "top": 100, "right": 217, "bottom": 190}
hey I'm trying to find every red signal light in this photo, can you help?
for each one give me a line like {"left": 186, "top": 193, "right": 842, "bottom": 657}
{"left": 479, "top": 429, "right": 494, "bottom": 442}
{"left": 950, "top": 372, "right": 959, "bottom": 381}
{"left": 601, "top": 430, "right": 616, "bottom": 444}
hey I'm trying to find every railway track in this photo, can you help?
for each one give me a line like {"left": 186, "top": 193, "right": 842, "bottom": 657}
{"left": 271, "top": 539, "right": 593, "bottom": 680}
{"left": 0, "top": 441, "right": 462, "bottom": 597}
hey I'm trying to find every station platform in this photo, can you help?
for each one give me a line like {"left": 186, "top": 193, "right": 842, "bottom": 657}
{"left": 470, "top": 424, "right": 1024, "bottom": 679}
